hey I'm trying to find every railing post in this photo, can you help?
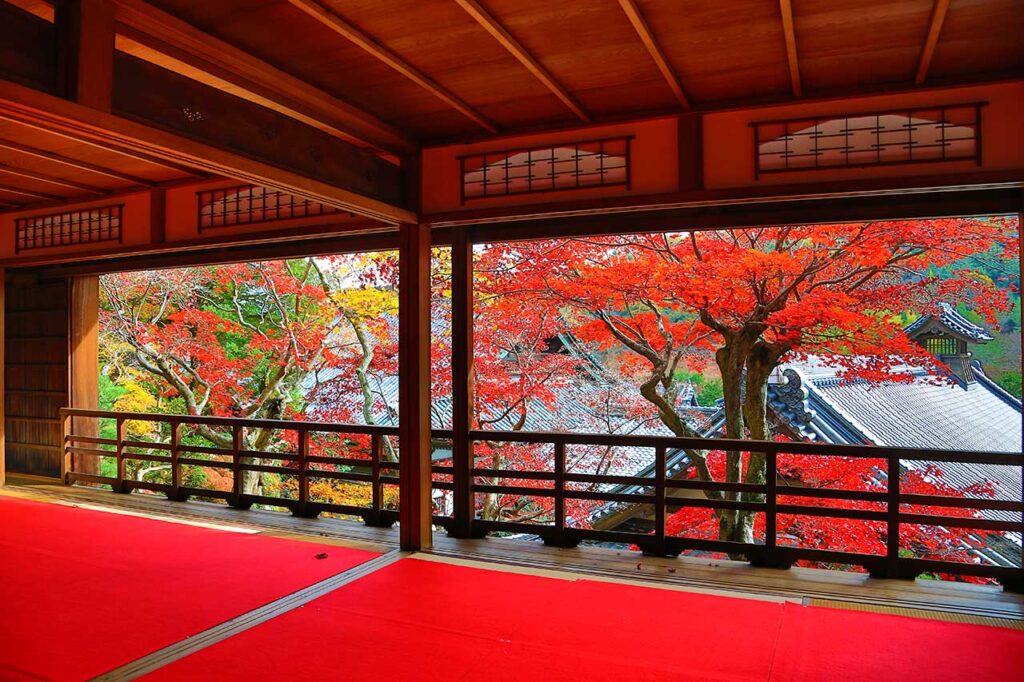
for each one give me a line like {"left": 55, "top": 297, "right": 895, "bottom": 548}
{"left": 554, "top": 441, "right": 566, "bottom": 534}
{"left": 230, "top": 424, "right": 250, "bottom": 510}
{"left": 61, "top": 411, "right": 72, "bottom": 484}
{"left": 654, "top": 445, "right": 667, "bottom": 556}
{"left": 293, "top": 426, "right": 315, "bottom": 518}
{"left": 371, "top": 433, "right": 382, "bottom": 524}
{"left": 113, "top": 417, "right": 127, "bottom": 493}
{"left": 765, "top": 448, "right": 777, "bottom": 564}
{"left": 886, "top": 452, "right": 901, "bottom": 578}
{"left": 168, "top": 420, "right": 181, "bottom": 500}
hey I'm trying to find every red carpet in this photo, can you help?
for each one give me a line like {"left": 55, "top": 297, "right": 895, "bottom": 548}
{"left": 0, "top": 496, "right": 379, "bottom": 681}
{"left": 149, "top": 557, "right": 787, "bottom": 681}
{"left": 149, "top": 558, "right": 1024, "bottom": 682}
{"left": 769, "top": 602, "right": 1024, "bottom": 681}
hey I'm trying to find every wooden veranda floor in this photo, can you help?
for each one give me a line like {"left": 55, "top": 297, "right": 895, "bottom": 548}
{"left": 3, "top": 475, "right": 1021, "bottom": 626}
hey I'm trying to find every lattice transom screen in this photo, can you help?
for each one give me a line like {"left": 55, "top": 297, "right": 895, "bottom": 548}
{"left": 15, "top": 204, "right": 123, "bottom": 252}
{"left": 197, "top": 184, "right": 341, "bottom": 231}
{"left": 460, "top": 137, "right": 631, "bottom": 201}
{"left": 753, "top": 103, "right": 982, "bottom": 176}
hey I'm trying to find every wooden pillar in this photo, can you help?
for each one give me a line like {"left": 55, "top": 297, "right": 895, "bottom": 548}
{"left": 55, "top": 0, "right": 115, "bottom": 111}
{"left": 0, "top": 269, "right": 5, "bottom": 487}
{"left": 450, "top": 227, "right": 477, "bottom": 536}
{"left": 69, "top": 275, "right": 99, "bottom": 476}
{"left": 677, "top": 112, "right": 704, "bottom": 192}
{"left": 398, "top": 223, "right": 433, "bottom": 550}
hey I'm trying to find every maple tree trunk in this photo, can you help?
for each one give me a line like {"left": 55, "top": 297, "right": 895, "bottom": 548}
{"left": 715, "top": 343, "right": 746, "bottom": 546}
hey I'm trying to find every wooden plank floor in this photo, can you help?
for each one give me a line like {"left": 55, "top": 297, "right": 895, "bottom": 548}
{"left": 4, "top": 476, "right": 1022, "bottom": 623}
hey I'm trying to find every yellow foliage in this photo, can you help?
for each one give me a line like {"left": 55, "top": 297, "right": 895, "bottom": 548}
{"left": 112, "top": 381, "right": 159, "bottom": 438}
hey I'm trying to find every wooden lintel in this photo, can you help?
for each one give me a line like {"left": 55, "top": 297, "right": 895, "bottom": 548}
{"left": 618, "top": 0, "right": 690, "bottom": 110}
{"left": 455, "top": 0, "right": 589, "bottom": 122}
{"left": 287, "top": 0, "right": 498, "bottom": 134}
{"left": 109, "top": 0, "right": 414, "bottom": 156}
{"left": 0, "top": 78, "right": 415, "bottom": 224}
{"left": 778, "top": 0, "right": 802, "bottom": 97}
{"left": 916, "top": 0, "right": 951, "bottom": 85}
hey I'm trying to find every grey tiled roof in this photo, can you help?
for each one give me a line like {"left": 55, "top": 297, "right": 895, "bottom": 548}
{"left": 784, "top": 356, "right": 1020, "bottom": 453}
{"left": 904, "top": 302, "right": 994, "bottom": 343}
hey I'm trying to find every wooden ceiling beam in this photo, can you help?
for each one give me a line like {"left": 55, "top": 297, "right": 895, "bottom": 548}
{"left": 0, "top": 111, "right": 204, "bottom": 178}
{"left": 0, "top": 161, "right": 108, "bottom": 195}
{"left": 617, "top": 0, "right": 690, "bottom": 110}
{"left": 98, "top": 0, "right": 415, "bottom": 157}
{"left": 0, "top": 181, "right": 65, "bottom": 202}
{"left": 286, "top": 0, "right": 498, "bottom": 133}
{"left": 455, "top": 0, "right": 589, "bottom": 123}
{"left": 0, "top": 138, "right": 154, "bottom": 187}
{"left": 778, "top": 0, "right": 802, "bottom": 97}
{"left": 916, "top": 0, "right": 951, "bottom": 85}
{"left": 0, "top": 78, "right": 415, "bottom": 224}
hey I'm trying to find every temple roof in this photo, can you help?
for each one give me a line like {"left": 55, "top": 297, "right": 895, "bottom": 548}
{"left": 904, "top": 303, "right": 995, "bottom": 344}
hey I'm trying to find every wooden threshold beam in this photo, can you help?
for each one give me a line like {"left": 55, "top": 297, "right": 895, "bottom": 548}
{"left": 0, "top": 138, "right": 155, "bottom": 187}
{"left": 287, "top": 0, "right": 498, "bottom": 134}
{"left": 0, "top": 161, "right": 107, "bottom": 195}
{"left": 0, "top": 78, "right": 415, "bottom": 225}
{"left": 778, "top": 0, "right": 802, "bottom": 97}
{"left": 618, "top": 0, "right": 690, "bottom": 110}
{"left": 455, "top": 0, "right": 589, "bottom": 122}
{"left": 109, "top": 0, "right": 414, "bottom": 157}
{"left": 916, "top": 0, "right": 951, "bottom": 85}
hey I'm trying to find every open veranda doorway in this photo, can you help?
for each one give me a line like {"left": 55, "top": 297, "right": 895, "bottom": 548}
{"left": 65, "top": 214, "right": 1023, "bottom": 589}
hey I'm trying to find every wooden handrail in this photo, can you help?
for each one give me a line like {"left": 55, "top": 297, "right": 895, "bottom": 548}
{"left": 61, "top": 407, "right": 399, "bottom": 526}
{"left": 59, "top": 408, "right": 1024, "bottom": 589}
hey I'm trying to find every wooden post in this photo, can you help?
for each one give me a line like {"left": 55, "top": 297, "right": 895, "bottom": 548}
{"left": 55, "top": 0, "right": 115, "bottom": 111}
{"left": 765, "top": 448, "right": 778, "bottom": 564}
{"left": 69, "top": 275, "right": 100, "bottom": 476}
{"left": 886, "top": 452, "right": 901, "bottom": 578}
{"left": 168, "top": 421, "right": 180, "bottom": 499}
{"left": 0, "top": 268, "right": 4, "bottom": 487}
{"left": 398, "top": 223, "right": 433, "bottom": 550}
{"left": 677, "top": 112, "right": 704, "bottom": 192}
{"left": 370, "top": 432, "right": 382, "bottom": 524}
{"left": 450, "top": 227, "right": 476, "bottom": 536}
{"left": 114, "top": 416, "right": 126, "bottom": 492}
{"left": 653, "top": 445, "right": 666, "bottom": 555}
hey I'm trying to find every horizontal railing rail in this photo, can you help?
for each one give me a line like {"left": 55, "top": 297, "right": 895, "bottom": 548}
{"left": 466, "top": 429, "right": 1024, "bottom": 588}
{"left": 61, "top": 408, "right": 400, "bottom": 526}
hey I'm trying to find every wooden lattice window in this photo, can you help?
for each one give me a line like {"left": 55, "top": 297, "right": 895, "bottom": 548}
{"left": 752, "top": 103, "right": 983, "bottom": 178}
{"left": 197, "top": 184, "right": 341, "bottom": 231}
{"left": 460, "top": 137, "right": 631, "bottom": 202}
{"left": 15, "top": 204, "right": 123, "bottom": 253}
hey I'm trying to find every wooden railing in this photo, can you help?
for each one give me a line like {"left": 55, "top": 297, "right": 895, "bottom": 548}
{"left": 460, "top": 430, "right": 1024, "bottom": 588}
{"left": 61, "top": 408, "right": 1023, "bottom": 588}
{"left": 61, "top": 408, "right": 400, "bottom": 526}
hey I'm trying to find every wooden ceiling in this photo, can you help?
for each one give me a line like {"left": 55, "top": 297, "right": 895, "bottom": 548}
{"left": 139, "top": 0, "right": 1023, "bottom": 143}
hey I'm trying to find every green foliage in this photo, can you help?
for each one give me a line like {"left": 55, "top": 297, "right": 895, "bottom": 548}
{"left": 996, "top": 372, "right": 1022, "bottom": 398}
{"left": 697, "top": 380, "right": 724, "bottom": 407}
